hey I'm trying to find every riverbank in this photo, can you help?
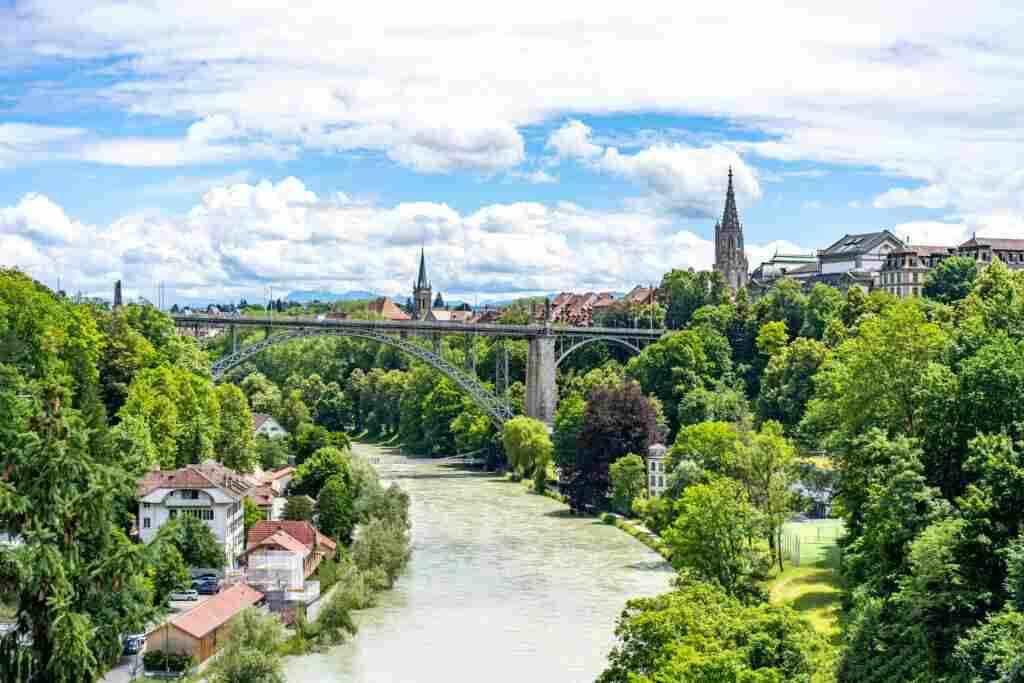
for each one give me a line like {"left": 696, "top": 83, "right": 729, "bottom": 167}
{"left": 281, "top": 442, "right": 672, "bottom": 683}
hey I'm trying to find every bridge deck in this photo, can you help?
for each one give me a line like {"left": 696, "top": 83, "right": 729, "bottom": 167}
{"left": 172, "top": 314, "right": 666, "bottom": 339}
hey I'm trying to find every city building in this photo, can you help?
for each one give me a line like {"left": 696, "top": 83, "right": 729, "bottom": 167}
{"left": 749, "top": 253, "right": 819, "bottom": 290}
{"left": 253, "top": 414, "right": 288, "bottom": 439}
{"left": 647, "top": 443, "right": 668, "bottom": 498}
{"left": 880, "top": 245, "right": 954, "bottom": 298}
{"left": 244, "top": 466, "right": 294, "bottom": 521}
{"left": 815, "top": 230, "right": 903, "bottom": 284}
{"left": 714, "top": 169, "right": 749, "bottom": 293}
{"left": 243, "top": 521, "right": 336, "bottom": 603}
{"left": 145, "top": 583, "right": 265, "bottom": 664}
{"left": 956, "top": 236, "right": 1024, "bottom": 268}
{"left": 366, "top": 296, "right": 411, "bottom": 321}
{"left": 137, "top": 462, "right": 253, "bottom": 568}
{"left": 412, "top": 248, "right": 432, "bottom": 320}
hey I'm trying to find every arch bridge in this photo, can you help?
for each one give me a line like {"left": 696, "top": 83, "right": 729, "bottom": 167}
{"left": 174, "top": 315, "right": 664, "bottom": 427}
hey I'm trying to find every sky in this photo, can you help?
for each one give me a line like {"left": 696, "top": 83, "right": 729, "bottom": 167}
{"left": 2, "top": 1, "right": 1024, "bottom": 304}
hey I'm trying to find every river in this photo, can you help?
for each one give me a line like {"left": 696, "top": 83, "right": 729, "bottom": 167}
{"left": 283, "top": 443, "right": 673, "bottom": 683}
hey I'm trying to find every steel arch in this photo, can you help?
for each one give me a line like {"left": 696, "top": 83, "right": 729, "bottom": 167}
{"left": 211, "top": 328, "right": 514, "bottom": 426}
{"left": 554, "top": 335, "right": 644, "bottom": 368}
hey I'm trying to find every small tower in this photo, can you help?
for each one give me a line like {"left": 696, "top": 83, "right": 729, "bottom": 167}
{"left": 412, "top": 248, "right": 432, "bottom": 320}
{"left": 433, "top": 291, "right": 445, "bottom": 310}
{"left": 113, "top": 280, "right": 123, "bottom": 310}
{"left": 714, "top": 168, "right": 749, "bottom": 293}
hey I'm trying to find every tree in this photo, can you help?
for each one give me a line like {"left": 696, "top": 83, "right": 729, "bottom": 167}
{"left": 502, "top": 416, "right": 553, "bottom": 481}
{"left": 291, "top": 423, "right": 349, "bottom": 465}
{"left": 252, "top": 433, "right": 290, "bottom": 470}
{"left": 318, "top": 474, "right": 357, "bottom": 545}
{"left": 736, "top": 421, "right": 798, "bottom": 571}
{"left": 658, "top": 269, "right": 728, "bottom": 329}
{"left": 243, "top": 498, "right": 264, "bottom": 541}
{"left": 756, "top": 337, "right": 830, "bottom": 434}
{"left": 609, "top": 454, "right": 646, "bottom": 516}
{"left": 283, "top": 496, "right": 315, "bottom": 521}
{"left": 924, "top": 255, "right": 978, "bottom": 304}
{"left": 756, "top": 320, "right": 788, "bottom": 357}
{"left": 663, "top": 477, "right": 768, "bottom": 598}
{"left": 154, "top": 514, "right": 226, "bottom": 569}
{"left": 0, "top": 394, "right": 156, "bottom": 681}
{"left": 351, "top": 517, "right": 411, "bottom": 589}
{"left": 598, "top": 574, "right": 823, "bottom": 683}
{"left": 668, "top": 421, "right": 743, "bottom": 478}
{"left": 552, "top": 394, "right": 586, "bottom": 472}
{"left": 800, "top": 282, "right": 844, "bottom": 339}
{"left": 290, "top": 446, "right": 351, "bottom": 498}
{"left": 104, "top": 412, "right": 159, "bottom": 478}
{"left": 564, "top": 381, "right": 657, "bottom": 512}
{"left": 149, "top": 541, "right": 191, "bottom": 606}
{"left": 278, "top": 389, "right": 311, "bottom": 434}
{"left": 215, "top": 384, "right": 255, "bottom": 472}
{"left": 209, "top": 608, "right": 287, "bottom": 683}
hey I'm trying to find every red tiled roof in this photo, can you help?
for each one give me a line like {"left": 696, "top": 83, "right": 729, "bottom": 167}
{"left": 170, "top": 583, "right": 263, "bottom": 639}
{"left": 136, "top": 462, "right": 253, "bottom": 500}
{"left": 316, "top": 531, "right": 337, "bottom": 552}
{"left": 248, "top": 520, "right": 318, "bottom": 549}
{"left": 244, "top": 529, "right": 309, "bottom": 555}
{"left": 959, "top": 237, "right": 1024, "bottom": 251}
{"left": 367, "top": 297, "right": 411, "bottom": 321}
{"left": 252, "top": 414, "right": 272, "bottom": 431}
{"left": 246, "top": 484, "right": 278, "bottom": 507}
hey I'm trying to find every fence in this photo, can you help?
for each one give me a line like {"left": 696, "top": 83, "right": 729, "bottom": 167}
{"left": 780, "top": 519, "right": 845, "bottom": 568}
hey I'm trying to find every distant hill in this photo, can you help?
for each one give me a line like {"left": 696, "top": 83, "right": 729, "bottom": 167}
{"left": 285, "top": 290, "right": 382, "bottom": 303}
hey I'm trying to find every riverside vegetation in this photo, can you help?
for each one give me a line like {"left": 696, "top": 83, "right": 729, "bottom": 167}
{"left": 5, "top": 255, "right": 1024, "bottom": 680}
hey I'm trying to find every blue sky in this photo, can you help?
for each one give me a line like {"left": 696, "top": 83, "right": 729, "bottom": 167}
{"left": 2, "top": 1, "right": 1021, "bottom": 303}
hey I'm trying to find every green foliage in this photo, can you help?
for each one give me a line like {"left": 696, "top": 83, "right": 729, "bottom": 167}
{"left": 154, "top": 514, "right": 226, "bottom": 569}
{"left": 143, "top": 651, "right": 194, "bottom": 674}
{"left": 278, "top": 388, "right": 311, "bottom": 434}
{"left": 0, "top": 397, "right": 156, "bottom": 682}
{"left": 243, "top": 497, "right": 264, "bottom": 539}
{"left": 564, "top": 381, "right": 658, "bottom": 512}
{"left": 609, "top": 453, "right": 646, "bottom": 516}
{"left": 318, "top": 474, "right": 357, "bottom": 545}
{"left": 502, "top": 416, "right": 553, "bottom": 480}
{"left": 253, "top": 433, "right": 291, "bottom": 470}
{"left": 290, "top": 446, "right": 351, "bottom": 498}
{"left": 352, "top": 517, "right": 411, "bottom": 589}
{"left": 756, "top": 337, "right": 830, "bottom": 435}
{"left": 658, "top": 269, "right": 729, "bottom": 329}
{"left": 283, "top": 496, "right": 315, "bottom": 521}
{"left": 597, "top": 574, "right": 823, "bottom": 683}
{"left": 756, "top": 320, "right": 789, "bottom": 357}
{"left": 291, "top": 423, "right": 350, "bottom": 464}
{"left": 924, "top": 255, "right": 978, "bottom": 304}
{"left": 209, "top": 608, "right": 286, "bottom": 683}
{"left": 663, "top": 477, "right": 769, "bottom": 600}
{"left": 552, "top": 394, "right": 586, "bottom": 472}
{"left": 148, "top": 541, "right": 191, "bottom": 606}
{"left": 215, "top": 383, "right": 255, "bottom": 472}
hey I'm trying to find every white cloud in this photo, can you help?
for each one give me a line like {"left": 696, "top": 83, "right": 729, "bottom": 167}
{"left": 873, "top": 184, "right": 950, "bottom": 209}
{"left": 546, "top": 120, "right": 603, "bottom": 161}
{"left": 0, "top": 123, "right": 86, "bottom": 167}
{"left": 889, "top": 220, "right": 969, "bottom": 246}
{"left": 0, "top": 177, "right": 811, "bottom": 302}
{"left": 510, "top": 169, "right": 557, "bottom": 184}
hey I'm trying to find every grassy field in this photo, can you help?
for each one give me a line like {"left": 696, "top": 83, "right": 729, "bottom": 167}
{"left": 767, "top": 519, "right": 845, "bottom": 638}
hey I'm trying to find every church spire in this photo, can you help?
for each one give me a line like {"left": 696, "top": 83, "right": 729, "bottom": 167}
{"left": 720, "top": 166, "right": 741, "bottom": 231}
{"left": 416, "top": 247, "right": 430, "bottom": 290}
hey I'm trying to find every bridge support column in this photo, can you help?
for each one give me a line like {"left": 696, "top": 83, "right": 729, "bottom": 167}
{"left": 526, "top": 336, "right": 557, "bottom": 426}
{"left": 432, "top": 334, "right": 441, "bottom": 356}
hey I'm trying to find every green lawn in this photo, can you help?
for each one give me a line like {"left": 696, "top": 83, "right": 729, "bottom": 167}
{"left": 767, "top": 519, "right": 845, "bottom": 638}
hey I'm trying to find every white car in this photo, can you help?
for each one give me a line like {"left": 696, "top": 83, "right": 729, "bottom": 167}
{"left": 169, "top": 589, "right": 199, "bottom": 601}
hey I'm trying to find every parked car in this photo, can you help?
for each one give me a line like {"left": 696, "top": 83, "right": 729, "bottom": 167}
{"left": 193, "top": 573, "right": 218, "bottom": 583}
{"left": 169, "top": 589, "right": 199, "bottom": 601}
{"left": 123, "top": 634, "right": 146, "bottom": 655}
{"left": 195, "top": 581, "right": 220, "bottom": 595}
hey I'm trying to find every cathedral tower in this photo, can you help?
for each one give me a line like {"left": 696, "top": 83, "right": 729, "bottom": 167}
{"left": 714, "top": 168, "right": 749, "bottom": 293}
{"left": 412, "top": 248, "right": 432, "bottom": 320}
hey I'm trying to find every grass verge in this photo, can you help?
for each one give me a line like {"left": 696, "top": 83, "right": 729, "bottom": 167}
{"left": 601, "top": 512, "right": 671, "bottom": 560}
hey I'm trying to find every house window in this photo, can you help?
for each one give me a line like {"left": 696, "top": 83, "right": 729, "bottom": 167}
{"left": 913, "top": 273, "right": 918, "bottom": 284}
{"left": 169, "top": 510, "right": 177, "bottom": 519}
{"left": 143, "top": 518, "right": 151, "bottom": 529}
{"left": 143, "top": 503, "right": 150, "bottom": 509}
{"left": 182, "top": 490, "right": 200, "bottom": 500}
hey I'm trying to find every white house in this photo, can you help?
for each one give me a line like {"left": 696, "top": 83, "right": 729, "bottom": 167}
{"left": 647, "top": 443, "right": 668, "bottom": 498}
{"left": 816, "top": 230, "right": 903, "bottom": 277}
{"left": 137, "top": 462, "right": 253, "bottom": 569}
{"left": 253, "top": 414, "right": 288, "bottom": 439}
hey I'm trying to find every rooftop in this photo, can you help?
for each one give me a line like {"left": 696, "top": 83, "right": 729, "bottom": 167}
{"left": 168, "top": 583, "right": 264, "bottom": 639}
{"left": 137, "top": 461, "right": 254, "bottom": 500}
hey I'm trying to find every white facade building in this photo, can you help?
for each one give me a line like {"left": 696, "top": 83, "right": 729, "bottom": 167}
{"left": 647, "top": 444, "right": 668, "bottom": 498}
{"left": 253, "top": 414, "right": 288, "bottom": 439}
{"left": 817, "top": 231, "right": 903, "bottom": 276}
{"left": 137, "top": 462, "right": 253, "bottom": 569}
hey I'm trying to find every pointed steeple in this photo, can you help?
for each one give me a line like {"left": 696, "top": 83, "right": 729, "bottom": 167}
{"left": 720, "top": 167, "right": 741, "bottom": 231}
{"left": 415, "top": 248, "right": 430, "bottom": 290}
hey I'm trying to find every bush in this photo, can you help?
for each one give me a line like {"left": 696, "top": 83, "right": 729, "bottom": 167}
{"left": 143, "top": 650, "right": 194, "bottom": 673}
{"left": 352, "top": 517, "right": 411, "bottom": 588}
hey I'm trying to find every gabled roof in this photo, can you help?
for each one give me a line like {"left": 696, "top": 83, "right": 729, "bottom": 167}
{"left": 252, "top": 414, "right": 276, "bottom": 431}
{"left": 367, "top": 297, "right": 411, "bottom": 321}
{"left": 429, "top": 309, "right": 453, "bottom": 322}
{"left": 819, "top": 230, "right": 904, "bottom": 258}
{"left": 244, "top": 529, "right": 309, "bottom": 556}
{"left": 958, "top": 237, "right": 1024, "bottom": 251}
{"left": 169, "top": 583, "right": 263, "bottom": 639}
{"left": 247, "top": 520, "right": 336, "bottom": 553}
{"left": 892, "top": 245, "right": 954, "bottom": 256}
{"left": 246, "top": 484, "right": 279, "bottom": 507}
{"left": 137, "top": 462, "right": 254, "bottom": 500}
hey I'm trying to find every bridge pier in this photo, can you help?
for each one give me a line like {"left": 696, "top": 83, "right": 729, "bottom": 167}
{"left": 526, "top": 336, "right": 557, "bottom": 426}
